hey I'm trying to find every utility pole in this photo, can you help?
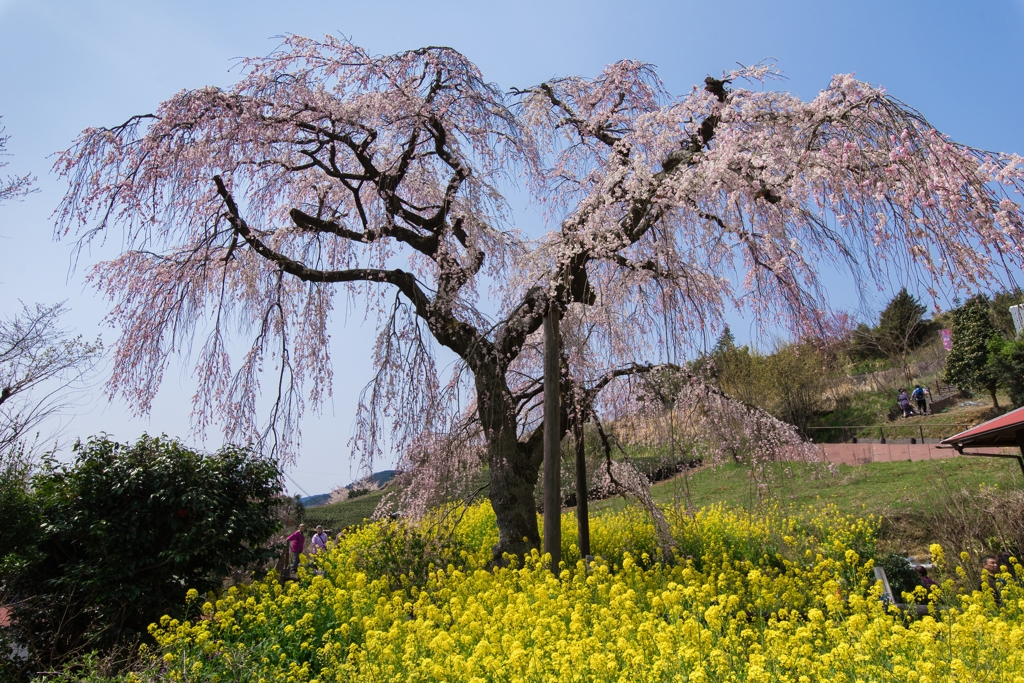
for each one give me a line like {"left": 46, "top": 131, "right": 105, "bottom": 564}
{"left": 543, "top": 306, "right": 561, "bottom": 573}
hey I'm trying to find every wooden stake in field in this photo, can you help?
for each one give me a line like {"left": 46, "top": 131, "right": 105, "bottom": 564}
{"left": 574, "top": 418, "right": 591, "bottom": 558}
{"left": 543, "top": 306, "right": 561, "bottom": 573}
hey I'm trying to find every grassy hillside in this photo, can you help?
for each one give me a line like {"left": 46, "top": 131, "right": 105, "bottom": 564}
{"left": 806, "top": 387, "right": 1002, "bottom": 442}
{"left": 302, "top": 453, "right": 1024, "bottom": 555}
{"left": 587, "top": 457, "right": 1022, "bottom": 516}
{"left": 300, "top": 389, "right": 1024, "bottom": 556}
{"left": 581, "top": 456, "right": 1024, "bottom": 556}
{"left": 302, "top": 489, "right": 388, "bottom": 532}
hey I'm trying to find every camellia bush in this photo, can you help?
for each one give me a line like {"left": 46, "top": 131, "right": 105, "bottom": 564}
{"left": 142, "top": 502, "right": 1024, "bottom": 682}
{"left": 0, "top": 435, "right": 283, "bottom": 678}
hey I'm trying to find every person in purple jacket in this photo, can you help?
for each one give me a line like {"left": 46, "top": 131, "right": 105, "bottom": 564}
{"left": 287, "top": 523, "right": 306, "bottom": 576}
{"left": 310, "top": 525, "right": 329, "bottom": 554}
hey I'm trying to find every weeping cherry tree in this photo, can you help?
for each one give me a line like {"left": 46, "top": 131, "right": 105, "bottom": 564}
{"left": 56, "top": 36, "right": 1024, "bottom": 560}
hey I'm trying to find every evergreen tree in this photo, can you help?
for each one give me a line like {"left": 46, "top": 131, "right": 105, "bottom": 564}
{"left": 848, "top": 322, "right": 884, "bottom": 362}
{"left": 944, "top": 295, "right": 1002, "bottom": 407}
{"left": 877, "top": 288, "right": 928, "bottom": 351}
{"left": 713, "top": 326, "right": 737, "bottom": 355}
{"left": 851, "top": 288, "right": 929, "bottom": 378}
{"left": 987, "top": 337, "right": 1024, "bottom": 408}
{"left": 704, "top": 327, "right": 756, "bottom": 404}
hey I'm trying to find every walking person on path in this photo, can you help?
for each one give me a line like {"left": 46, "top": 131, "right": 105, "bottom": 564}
{"left": 287, "top": 523, "right": 306, "bottom": 576}
{"left": 897, "top": 389, "right": 915, "bottom": 418}
{"left": 911, "top": 385, "right": 928, "bottom": 415}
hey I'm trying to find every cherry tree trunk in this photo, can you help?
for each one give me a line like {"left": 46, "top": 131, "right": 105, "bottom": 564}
{"left": 476, "top": 368, "right": 542, "bottom": 564}
{"left": 486, "top": 436, "right": 542, "bottom": 564}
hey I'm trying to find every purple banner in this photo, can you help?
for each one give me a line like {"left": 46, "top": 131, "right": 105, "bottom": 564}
{"left": 940, "top": 328, "right": 952, "bottom": 351}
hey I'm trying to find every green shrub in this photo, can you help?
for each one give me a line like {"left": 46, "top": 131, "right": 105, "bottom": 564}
{"left": 0, "top": 434, "right": 283, "bottom": 679}
{"left": 875, "top": 550, "right": 921, "bottom": 602}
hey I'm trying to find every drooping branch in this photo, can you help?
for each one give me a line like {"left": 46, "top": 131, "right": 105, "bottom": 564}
{"left": 215, "top": 175, "right": 494, "bottom": 368}
{"left": 499, "top": 76, "right": 735, "bottom": 354}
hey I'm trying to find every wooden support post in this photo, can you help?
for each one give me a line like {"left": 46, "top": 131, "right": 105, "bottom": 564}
{"left": 574, "top": 419, "right": 591, "bottom": 559}
{"left": 543, "top": 309, "right": 561, "bottom": 573}
{"left": 1016, "top": 430, "right": 1024, "bottom": 478}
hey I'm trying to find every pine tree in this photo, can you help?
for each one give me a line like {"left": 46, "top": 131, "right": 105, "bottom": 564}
{"left": 877, "top": 289, "right": 927, "bottom": 350}
{"left": 713, "top": 326, "right": 737, "bottom": 355}
{"left": 850, "top": 288, "right": 929, "bottom": 378}
{"left": 944, "top": 295, "right": 1002, "bottom": 407}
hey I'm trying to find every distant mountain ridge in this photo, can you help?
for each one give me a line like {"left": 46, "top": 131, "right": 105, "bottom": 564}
{"left": 299, "top": 470, "right": 397, "bottom": 508}
{"left": 298, "top": 492, "right": 332, "bottom": 508}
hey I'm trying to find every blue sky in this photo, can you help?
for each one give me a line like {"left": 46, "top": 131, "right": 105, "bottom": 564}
{"left": 1, "top": 0, "right": 1022, "bottom": 494}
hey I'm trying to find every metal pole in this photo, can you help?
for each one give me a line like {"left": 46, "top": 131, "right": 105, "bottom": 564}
{"left": 543, "top": 309, "right": 561, "bottom": 573}
{"left": 574, "top": 419, "right": 590, "bottom": 558}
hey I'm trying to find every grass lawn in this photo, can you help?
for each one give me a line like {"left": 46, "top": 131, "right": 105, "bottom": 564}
{"left": 870, "top": 402, "right": 1001, "bottom": 441}
{"left": 807, "top": 391, "right": 895, "bottom": 437}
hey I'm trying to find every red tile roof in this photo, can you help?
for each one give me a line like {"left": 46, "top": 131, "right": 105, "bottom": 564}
{"left": 940, "top": 406, "right": 1024, "bottom": 449}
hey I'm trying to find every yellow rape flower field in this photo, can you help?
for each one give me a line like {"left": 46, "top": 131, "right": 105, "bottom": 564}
{"left": 149, "top": 504, "right": 1024, "bottom": 682}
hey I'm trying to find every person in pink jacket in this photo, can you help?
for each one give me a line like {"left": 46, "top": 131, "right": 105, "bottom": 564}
{"left": 287, "top": 524, "right": 306, "bottom": 575}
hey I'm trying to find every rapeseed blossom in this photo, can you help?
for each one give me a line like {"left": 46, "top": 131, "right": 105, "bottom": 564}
{"left": 149, "top": 503, "right": 1024, "bottom": 682}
